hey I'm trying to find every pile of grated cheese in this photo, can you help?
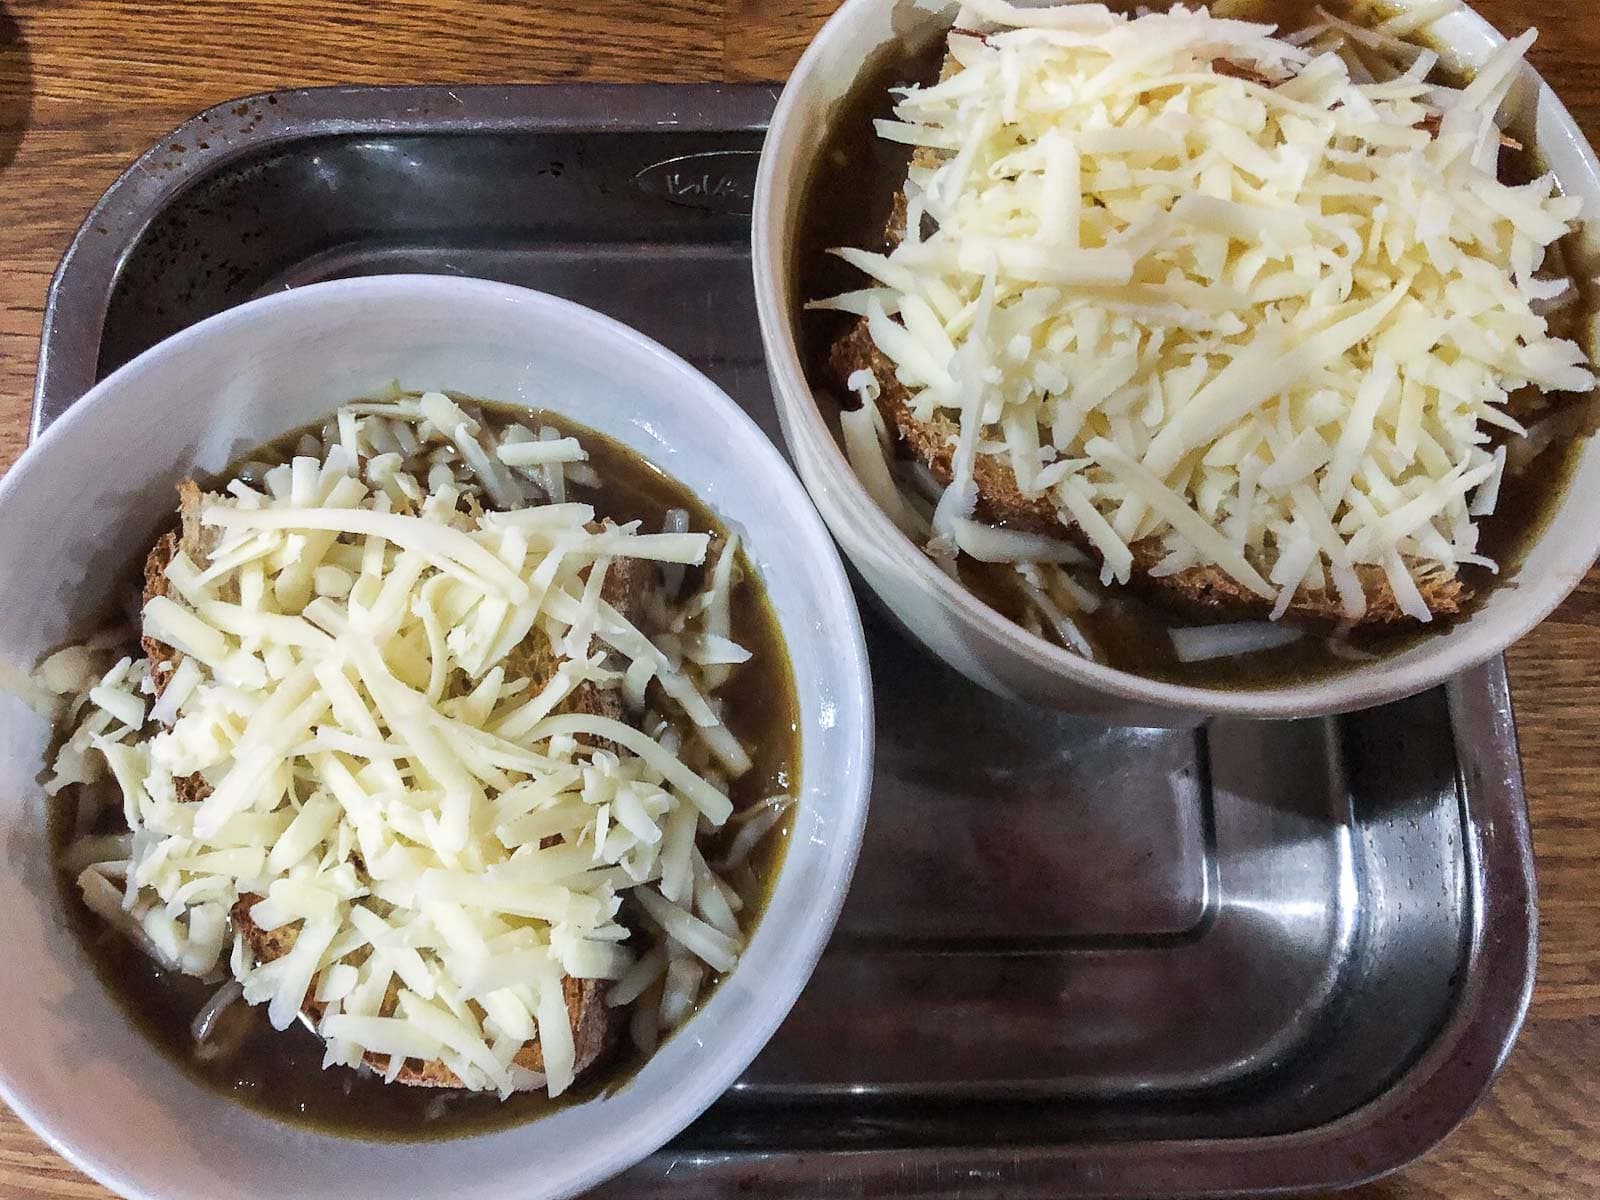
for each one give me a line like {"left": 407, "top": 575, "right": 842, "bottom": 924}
{"left": 44, "top": 394, "right": 787, "bottom": 1098}
{"left": 819, "top": 0, "right": 1595, "bottom": 624}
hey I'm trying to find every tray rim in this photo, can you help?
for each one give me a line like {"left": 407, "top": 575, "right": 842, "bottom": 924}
{"left": 609, "top": 666, "right": 1536, "bottom": 1198}
{"left": 30, "top": 81, "right": 1538, "bottom": 1198}
{"left": 34, "top": 81, "right": 780, "bottom": 437}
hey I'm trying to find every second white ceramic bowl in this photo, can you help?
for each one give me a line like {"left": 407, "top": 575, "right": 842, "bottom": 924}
{"left": 753, "top": 0, "right": 1600, "bottom": 722}
{"left": 0, "top": 276, "right": 872, "bottom": 1200}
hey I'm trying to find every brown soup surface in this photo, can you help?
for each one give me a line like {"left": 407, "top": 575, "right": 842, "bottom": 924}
{"left": 794, "top": 0, "right": 1598, "bottom": 689}
{"left": 54, "top": 402, "right": 801, "bottom": 1139}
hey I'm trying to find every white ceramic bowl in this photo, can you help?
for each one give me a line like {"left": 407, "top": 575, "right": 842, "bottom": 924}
{"left": 753, "top": 0, "right": 1600, "bottom": 722}
{"left": 0, "top": 276, "right": 872, "bottom": 1200}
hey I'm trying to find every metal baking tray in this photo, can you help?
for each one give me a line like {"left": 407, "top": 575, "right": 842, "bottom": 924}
{"left": 34, "top": 84, "right": 1536, "bottom": 1198}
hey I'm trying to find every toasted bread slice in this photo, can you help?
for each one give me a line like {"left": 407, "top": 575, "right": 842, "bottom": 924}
{"left": 139, "top": 481, "right": 647, "bottom": 1089}
{"left": 500, "top": 551, "right": 654, "bottom": 741}
{"left": 830, "top": 53, "right": 1469, "bottom": 627}
{"left": 143, "top": 480, "right": 213, "bottom": 698}
{"left": 229, "top": 893, "right": 616, "bottom": 1086}
{"left": 141, "top": 532, "right": 181, "bottom": 686}
{"left": 829, "top": 317, "right": 1466, "bottom": 625}
{"left": 141, "top": 484, "right": 654, "bottom": 725}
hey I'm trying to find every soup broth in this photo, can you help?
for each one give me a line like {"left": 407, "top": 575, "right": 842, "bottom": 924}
{"left": 53, "top": 401, "right": 801, "bottom": 1138}
{"left": 795, "top": 0, "right": 1596, "bottom": 688}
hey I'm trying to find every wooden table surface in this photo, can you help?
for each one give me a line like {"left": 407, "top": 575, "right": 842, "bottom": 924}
{"left": 0, "top": 1, "right": 1596, "bottom": 1196}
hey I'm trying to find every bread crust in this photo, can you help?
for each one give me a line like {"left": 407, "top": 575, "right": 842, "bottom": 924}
{"left": 229, "top": 894, "right": 617, "bottom": 1088}
{"left": 139, "top": 480, "right": 642, "bottom": 1090}
{"left": 828, "top": 318, "right": 1467, "bottom": 626}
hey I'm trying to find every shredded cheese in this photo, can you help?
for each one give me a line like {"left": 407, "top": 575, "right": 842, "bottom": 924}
{"left": 43, "top": 399, "right": 789, "bottom": 1099}
{"left": 826, "top": 1, "right": 1593, "bottom": 627}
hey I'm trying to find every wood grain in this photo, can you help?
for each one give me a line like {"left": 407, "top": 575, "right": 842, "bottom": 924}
{"left": 0, "top": 1, "right": 1597, "bottom": 1197}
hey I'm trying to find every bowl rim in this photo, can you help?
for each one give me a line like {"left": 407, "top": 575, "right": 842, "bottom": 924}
{"left": 751, "top": 0, "right": 1600, "bottom": 719}
{"left": 0, "top": 273, "right": 875, "bottom": 1200}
